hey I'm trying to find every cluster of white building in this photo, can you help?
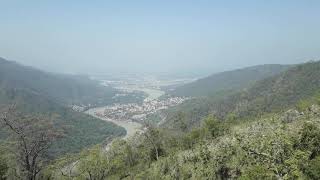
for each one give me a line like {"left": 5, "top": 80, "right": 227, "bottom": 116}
{"left": 101, "top": 97, "right": 187, "bottom": 121}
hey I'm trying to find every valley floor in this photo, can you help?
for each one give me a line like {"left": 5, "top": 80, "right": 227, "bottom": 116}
{"left": 83, "top": 84, "right": 168, "bottom": 150}
{"left": 85, "top": 107, "right": 142, "bottom": 141}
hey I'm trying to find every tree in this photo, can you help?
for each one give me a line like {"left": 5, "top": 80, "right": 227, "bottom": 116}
{"left": 78, "top": 146, "right": 110, "bottom": 180}
{"left": 297, "top": 122, "right": 320, "bottom": 159}
{"left": 143, "top": 124, "right": 164, "bottom": 161}
{"left": 174, "top": 111, "right": 188, "bottom": 132}
{"left": 0, "top": 106, "right": 59, "bottom": 180}
{"left": 203, "top": 115, "right": 227, "bottom": 138}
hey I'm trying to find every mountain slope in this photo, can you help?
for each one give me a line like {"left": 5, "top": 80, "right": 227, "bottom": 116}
{"left": 50, "top": 101, "right": 320, "bottom": 179}
{"left": 213, "top": 61, "right": 320, "bottom": 119}
{"left": 167, "top": 64, "right": 290, "bottom": 97}
{"left": 0, "top": 57, "right": 117, "bottom": 106}
{"left": 161, "top": 61, "right": 320, "bottom": 128}
{"left": 0, "top": 57, "right": 126, "bottom": 158}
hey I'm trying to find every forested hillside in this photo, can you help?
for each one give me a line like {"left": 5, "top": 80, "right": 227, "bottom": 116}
{"left": 161, "top": 61, "right": 320, "bottom": 129}
{"left": 212, "top": 61, "right": 320, "bottom": 119}
{"left": 167, "top": 64, "right": 289, "bottom": 97}
{"left": 0, "top": 58, "right": 126, "bottom": 158}
{"left": 47, "top": 99, "right": 320, "bottom": 179}
{"left": 0, "top": 57, "right": 117, "bottom": 106}
{"left": 0, "top": 87, "right": 126, "bottom": 158}
{"left": 38, "top": 61, "right": 320, "bottom": 179}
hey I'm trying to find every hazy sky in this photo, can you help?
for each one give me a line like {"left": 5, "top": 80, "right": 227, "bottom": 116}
{"left": 1, "top": 0, "right": 320, "bottom": 75}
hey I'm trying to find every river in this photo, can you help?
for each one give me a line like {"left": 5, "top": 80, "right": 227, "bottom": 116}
{"left": 63, "top": 87, "right": 164, "bottom": 174}
{"left": 84, "top": 87, "right": 165, "bottom": 149}
{"left": 85, "top": 107, "right": 142, "bottom": 140}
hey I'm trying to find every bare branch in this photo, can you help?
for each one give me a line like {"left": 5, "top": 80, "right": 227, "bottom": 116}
{"left": 0, "top": 105, "right": 58, "bottom": 180}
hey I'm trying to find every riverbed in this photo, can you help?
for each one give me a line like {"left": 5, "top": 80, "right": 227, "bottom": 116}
{"left": 85, "top": 87, "right": 165, "bottom": 148}
{"left": 85, "top": 107, "right": 142, "bottom": 140}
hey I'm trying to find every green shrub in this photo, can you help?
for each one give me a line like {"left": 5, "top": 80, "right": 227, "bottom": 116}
{"left": 0, "top": 157, "right": 7, "bottom": 180}
{"left": 296, "top": 99, "right": 312, "bottom": 112}
{"left": 305, "top": 156, "right": 320, "bottom": 180}
{"left": 297, "top": 122, "right": 320, "bottom": 159}
{"left": 240, "top": 165, "right": 276, "bottom": 180}
{"left": 203, "top": 115, "right": 228, "bottom": 138}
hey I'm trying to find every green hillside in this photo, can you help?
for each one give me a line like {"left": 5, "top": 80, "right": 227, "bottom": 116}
{"left": 0, "top": 58, "right": 126, "bottom": 158}
{"left": 44, "top": 61, "right": 320, "bottom": 179}
{"left": 48, "top": 95, "right": 320, "bottom": 179}
{"left": 167, "top": 64, "right": 289, "bottom": 97}
{"left": 152, "top": 61, "right": 319, "bottom": 130}
{"left": 212, "top": 61, "right": 320, "bottom": 119}
{"left": 1, "top": 87, "right": 125, "bottom": 158}
{"left": 0, "top": 57, "right": 117, "bottom": 106}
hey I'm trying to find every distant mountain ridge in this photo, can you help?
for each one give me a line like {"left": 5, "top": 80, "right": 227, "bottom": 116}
{"left": 0, "top": 57, "right": 119, "bottom": 106}
{"left": 167, "top": 64, "right": 290, "bottom": 97}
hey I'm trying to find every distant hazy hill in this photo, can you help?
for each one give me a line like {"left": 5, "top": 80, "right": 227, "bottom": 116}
{"left": 0, "top": 57, "right": 125, "bottom": 158}
{"left": 0, "top": 57, "right": 117, "bottom": 106}
{"left": 167, "top": 64, "right": 290, "bottom": 97}
{"left": 161, "top": 61, "right": 320, "bottom": 128}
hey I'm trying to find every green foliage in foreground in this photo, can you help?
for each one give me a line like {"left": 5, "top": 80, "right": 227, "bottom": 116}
{"left": 41, "top": 104, "right": 320, "bottom": 179}
{"left": 305, "top": 156, "right": 320, "bottom": 180}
